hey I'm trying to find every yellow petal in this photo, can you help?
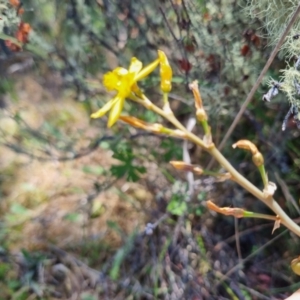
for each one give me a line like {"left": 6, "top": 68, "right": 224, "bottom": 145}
{"left": 103, "top": 72, "right": 119, "bottom": 91}
{"left": 103, "top": 68, "right": 129, "bottom": 91}
{"left": 90, "top": 98, "right": 116, "bottom": 119}
{"left": 128, "top": 57, "right": 143, "bottom": 74}
{"left": 113, "top": 67, "right": 129, "bottom": 76}
{"left": 107, "top": 97, "right": 125, "bottom": 127}
{"left": 134, "top": 58, "right": 160, "bottom": 81}
{"left": 116, "top": 74, "right": 134, "bottom": 98}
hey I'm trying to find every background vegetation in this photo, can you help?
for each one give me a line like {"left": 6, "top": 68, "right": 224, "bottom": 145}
{"left": 1, "top": 0, "right": 300, "bottom": 299}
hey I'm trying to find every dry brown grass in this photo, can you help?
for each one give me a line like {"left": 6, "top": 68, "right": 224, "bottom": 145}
{"left": 0, "top": 74, "right": 154, "bottom": 252}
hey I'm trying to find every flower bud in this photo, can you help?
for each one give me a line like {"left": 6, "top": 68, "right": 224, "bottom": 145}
{"left": 291, "top": 256, "right": 300, "bottom": 276}
{"left": 233, "top": 140, "right": 265, "bottom": 167}
{"left": 252, "top": 152, "right": 264, "bottom": 167}
{"left": 206, "top": 200, "right": 244, "bottom": 218}
{"left": 170, "top": 161, "right": 203, "bottom": 174}
{"left": 189, "top": 81, "right": 203, "bottom": 111}
{"left": 158, "top": 50, "right": 172, "bottom": 93}
{"left": 232, "top": 140, "right": 258, "bottom": 155}
{"left": 170, "top": 161, "right": 192, "bottom": 171}
{"left": 119, "top": 116, "right": 163, "bottom": 133}
{"left": 196, "top": 108, "right": 208, "bottom": 122}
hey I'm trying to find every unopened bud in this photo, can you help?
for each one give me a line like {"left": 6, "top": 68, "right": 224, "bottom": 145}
{"left": 233, "top": 140, "right": 265, "bottom": 168}
{"left": 158, "top": 50, "right": 172, "bottom": 93}
{"left": 196, "top": 108, "right": 208, "bottom": 122}
{"left": 170, "top": 161, "right": 191, "bottom": 171}
{"left": 170, "top": 161, "right": 203, "bottom": 174}
{"left": 206, "top": 200, "right": 244, "bottom": 218}
{"left": 193, "top": 167, "right": 204, "bottom": 175}
{"left": 291, "top": 256, "right": 300, "bottom": 276}
{"left": 232, "top": 140, "right": 258, "bottom": 155}
{"left": 252, "top": 152, "right": 264, "bottom": 167}
{"left": 119, "top": 116, "right": 163, "bottom": 133}
{"left": 189, "top": 81, "right": 203, "bottom": 110}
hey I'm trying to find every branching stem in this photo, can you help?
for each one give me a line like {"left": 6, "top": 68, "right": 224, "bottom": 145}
{"left": 209, "top": 146, "right": 300, "bottom": 236}
{"left": 135, "top": 96, "right": 300, "bottom": 237}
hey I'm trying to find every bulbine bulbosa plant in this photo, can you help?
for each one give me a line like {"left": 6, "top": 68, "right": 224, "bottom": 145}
{"left": 91, "top": 50, "right": 300, "bottom": 293}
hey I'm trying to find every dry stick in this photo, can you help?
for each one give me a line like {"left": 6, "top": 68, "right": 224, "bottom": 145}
{"left": 217, "top": 229, "right": 288, "bottom": 285}
{"left": 234, "top": 217, "right": 242, "bottom": 262}
{"left": 275, "top": 172, "right": 300, "bottom": 215}
{"left": 207, "top": 3, "right": 300, "bottom": 170}
{"left": 215, "top": 222, "right": 273, "bottom": 247}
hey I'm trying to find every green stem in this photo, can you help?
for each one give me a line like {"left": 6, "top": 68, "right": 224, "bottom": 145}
{"left": 202, "top": 170, "right": 224, "bottom": 176}
{"left": 163, "top": 92, "right": 169, "bottom": 104}
{"left": 201, "top": 120, "right": 210, "bottom": 135}
{"left": 258, "top": 165, "right": 268, "bottom": 187}
{"left": 243, "top": 211, "right": 277, "bottom": 221}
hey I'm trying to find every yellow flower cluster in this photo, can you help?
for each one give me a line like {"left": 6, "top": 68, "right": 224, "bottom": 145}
{"left": 91, "top": 50, "right": 172, "bottom": 127}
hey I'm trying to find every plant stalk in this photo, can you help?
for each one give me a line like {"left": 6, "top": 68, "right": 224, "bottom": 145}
{"left": 136, "top": 96, "right": 300, "bottom": 237}
{"left": 209, "top": 146, "right": 300, "bottom": 237}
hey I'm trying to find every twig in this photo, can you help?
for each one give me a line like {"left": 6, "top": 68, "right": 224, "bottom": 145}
{"left": 216, "top": 3, "right": 300, "bottom": 153}
{"left": 214, "top": 222, "right": 273, "bottom": 248}
{"left": 2, "top": 131, "right": 157, "bottom": 162}
{"left": 216, "top": 229, "right": 288, "bottom": 285}
{"left": 183, "top": 117, "right": 197, "bottom": 199}
{"left": 69, "top": 0, "right": 119, "bottom": 56}
{"left": 234, "top": 217, "right": 242, "bottom": 263}
{"left": 275, "top": 172, "right": 300, "bottom": 215}
{"left": 238, "top": 283, "right": 272, "bottom": 300}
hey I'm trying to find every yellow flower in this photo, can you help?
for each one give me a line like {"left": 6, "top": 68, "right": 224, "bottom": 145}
{"left": 158, "top": 50, "right": 172, "bottom": 93}
{"left": 91, "top": 57, "right": 159, "bottom": 127}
